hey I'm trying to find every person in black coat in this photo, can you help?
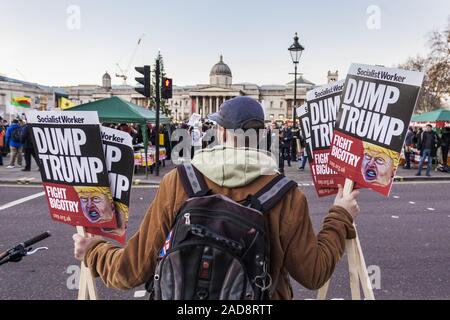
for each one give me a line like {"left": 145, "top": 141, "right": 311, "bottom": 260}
{"left": 281, "top": 123, "right": 292, "bottom": 167}
{"left": 416, "top": 124, "right": 439, "bottom": 176}
{"left": 440, "top": 127, "right": 450, "bottom": 166}
{"left": 20, "top": 123, "right": 38, "bottom": 171}
{"left": 403, "top": 127, "right": 415, "bottom": 169}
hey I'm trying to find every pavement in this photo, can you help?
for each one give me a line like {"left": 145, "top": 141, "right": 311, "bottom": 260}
{"left": 0, "top": 154, "right": 175, "bottom": 186}
{"left": 0, "top": 154, "right": 449, "bottom": 186}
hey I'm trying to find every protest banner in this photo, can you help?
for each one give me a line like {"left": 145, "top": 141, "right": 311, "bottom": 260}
{"left": 27, "top": 110, "right": 117, "bottom": 300}
{"left": 297, "top": 102, "right": 371, "bottom": 299}
{"left": 297, "top": 103, "right": 373, "bottom": 299}
{"left": 306, "top": 80, "right": 347, "bottom": 195}
{"left": 329, "top": 64, "right": 424, "bottom": 196}
{"left": 298, "top": 97, "right": 373, "bottom": 299}
{"left": 297, "top": 104, "right": 337, "bottom": 197}
{"left": 28, "top": 111, "right": 118, "bottom": 229}
{"left": 86, "top": 126, "right": 134, "bottom": 244}
{"left": 318, "top": 64, "right": 423, "bottom": 300}
{"left": 187, "top": 113, "right": 202, "bottom": 126}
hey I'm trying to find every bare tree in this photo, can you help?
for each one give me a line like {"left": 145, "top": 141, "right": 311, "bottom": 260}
{"left": 399, "top": 17, "right": 449, "bottom": 113}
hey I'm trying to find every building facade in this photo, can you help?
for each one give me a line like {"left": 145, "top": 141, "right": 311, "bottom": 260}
{"left": 169, "top": 56, "right": 337, "bottom": 122}
{"left": 61, "top": 72, "right": 149, "bottom": 107}
{"left": 1, "top": 57, "right": 338, "bottom": 123}
{"left": 0, "top": 73, "right": 148, "bottom": 118}
{"left": 0, "top": 76, "right": 60, "bottom": 118}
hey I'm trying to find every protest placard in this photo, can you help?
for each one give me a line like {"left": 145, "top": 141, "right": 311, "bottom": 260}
{"left": 329, "top": 64, "right": 424, "bottom": 196}
{"left": 86, "top": 127, "right": 134, "bottom": 244}
{"left": 187, "top": 113, "right": 202, "bottom": 126}
{"left": 306, "top": 80, "right": 347, "bottom": 195}
{"left": 27, "top": 111, "right": 118, "bottom": 229}
{"left": 297, "top": 104, "right": 338, "bottom": 197}
{"left": 297, "top": 102, "right": 373, "bottom": 300}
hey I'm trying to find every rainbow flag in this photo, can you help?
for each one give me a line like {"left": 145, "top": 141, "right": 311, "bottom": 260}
{"left": 11, "top": 96, "right": 31, "bottom": 108}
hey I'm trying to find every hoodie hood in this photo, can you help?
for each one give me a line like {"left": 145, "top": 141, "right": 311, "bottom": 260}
{"left": 191, "top": 145, "right": 279, "bottom": 188}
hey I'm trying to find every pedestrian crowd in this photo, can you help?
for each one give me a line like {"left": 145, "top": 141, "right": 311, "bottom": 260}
{"left": 402, "top": 124, "right": 450, "bottom": 176}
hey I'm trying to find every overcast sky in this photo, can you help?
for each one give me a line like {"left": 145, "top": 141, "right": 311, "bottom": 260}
{"left": 0, "top": 0, "right": 448, "bottom": 87}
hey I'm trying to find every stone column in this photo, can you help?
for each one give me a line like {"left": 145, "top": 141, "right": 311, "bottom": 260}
{"left": 216, "top": 97, "right": 219, "bottom": 112}
{"left": 202, "top": 97, "right": 206, "bottom": 117}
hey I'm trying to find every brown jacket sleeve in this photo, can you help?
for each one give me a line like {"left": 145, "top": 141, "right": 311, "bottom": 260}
{"left": 282, "top": 189, "right": 356, "bottom": 290}
{"left": 84, "top": 170, "right": 184, "bottom": 290}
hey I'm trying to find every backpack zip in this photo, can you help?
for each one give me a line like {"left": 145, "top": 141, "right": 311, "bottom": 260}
{"left": 181, "top": 208, "right": 266, "bottom": 235}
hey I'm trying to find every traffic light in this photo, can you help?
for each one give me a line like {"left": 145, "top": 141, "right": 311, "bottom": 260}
{"left": 161, "top": 78, "right": 173, "bottom": 99}
{"left": 135, "top": 65, "right": 151, "bottom": 98}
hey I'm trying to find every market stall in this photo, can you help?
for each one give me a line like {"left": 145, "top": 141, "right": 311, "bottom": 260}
{"left": 411, "top": 108, "right": 450, "bottom": 129}
{"left": 133, "top": 145, "right": 167, "bottom": 173}
{"left": 402, "top": 109, "right": 450, "bottom": 168}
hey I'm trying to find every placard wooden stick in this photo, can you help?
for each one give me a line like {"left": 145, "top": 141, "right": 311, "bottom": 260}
{"left": 76, "top": 226, "right": 98, "bottom": 300}
{"left": 316, "top": 179, "right": 375, "bottom": 300}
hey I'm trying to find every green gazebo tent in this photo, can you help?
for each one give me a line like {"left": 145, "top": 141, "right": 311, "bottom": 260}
{"left": 67, "top": 96, "right": 169, "bottom": 124}
{"left": 66, "top": 96, "right": 170, "bottom": 176}
{"left": 411, "top": 108, "right": 450, "bottom": 129}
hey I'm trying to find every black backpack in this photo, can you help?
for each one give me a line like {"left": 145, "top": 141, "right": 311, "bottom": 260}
{"left": 11, "top": 127, "right": 22, "bottom": 143}
{"left": 19, "top": 125, "right": 29, "bottom": 144}
{"left": 147, "top": 163, "right": 297, "bottom": 300}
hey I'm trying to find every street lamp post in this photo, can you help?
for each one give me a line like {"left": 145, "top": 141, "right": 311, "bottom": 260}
{"left": 174, "top": 101, "right": 179, "bottom": 121}
{"left": 288, "top": 32, "right": 305, "bottom": 127}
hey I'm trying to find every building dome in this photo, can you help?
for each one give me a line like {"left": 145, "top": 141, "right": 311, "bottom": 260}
{"left": 210, "top": 55, "right": 232, "bottom": 77}
{"left": 209, "top": 55, "right": 232, "bottom": 87}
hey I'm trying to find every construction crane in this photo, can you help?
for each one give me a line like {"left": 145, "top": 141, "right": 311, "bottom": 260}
{"left": 116, "top": 34, "right": 145, "bottom": 85}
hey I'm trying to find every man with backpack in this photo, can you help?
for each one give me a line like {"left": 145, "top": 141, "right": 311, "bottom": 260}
{"left": 73, "top": 97, "right": 360, "bottom": 300}
{"left": 5, "top": 119, "right": 23, "bottom": 169}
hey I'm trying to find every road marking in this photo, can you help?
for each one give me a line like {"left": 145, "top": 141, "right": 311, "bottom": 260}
{"left": 0, "top": 185, "right": 43, "bottom": 188}
{"left": 132, "top": 185, "right": 159, "bottom": 189}
{"left": 427, "top": 208, "right": 435, "bottom": 211}
{"left": 2, "top": 180, "right": 450, "bottom": 188}
{"left": 0, "top": 192, "right": 45, "bottom": 211}
{"left": 133, "top": 290, "right": 147, "bottom": 298}
{"left": 409, "top": 201, "right": 416, "bottom": 204}
{"left": 297, "top": 183, "right": 313, "bottom": 187}
{"left": 397, "top": 180, "right": 450, "bottom": 185}
{"left": 393, "top": 196, "right": 400, "bottom": 199}
{"left": 391, "top": 216, "right": 400, "bottom": 219}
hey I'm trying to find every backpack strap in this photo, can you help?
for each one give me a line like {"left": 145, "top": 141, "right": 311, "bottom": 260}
{"left": 248, "top": 175, "right": 298, "bottom": 213}
{"left": 177, "top": 163, "right": 211, "bottom": 198}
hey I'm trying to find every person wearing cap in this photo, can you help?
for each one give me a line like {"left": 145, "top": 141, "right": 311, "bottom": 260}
{"left": 73, "top": 96, "right": 360, "bottom": 300}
